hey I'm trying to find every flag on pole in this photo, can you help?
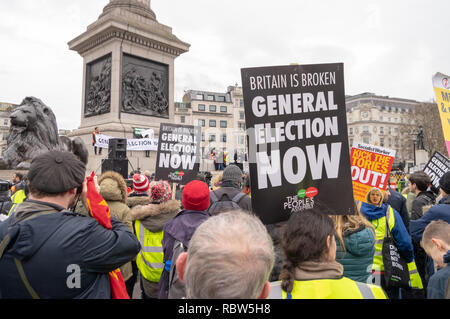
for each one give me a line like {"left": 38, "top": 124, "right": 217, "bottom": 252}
{"left": 86, "top": 171, "right": 130, "bottom": 299}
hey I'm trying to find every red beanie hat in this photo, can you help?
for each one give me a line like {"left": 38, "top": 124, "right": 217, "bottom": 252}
{"left": 182, "top": 180, "right": 210, "bottom": 211}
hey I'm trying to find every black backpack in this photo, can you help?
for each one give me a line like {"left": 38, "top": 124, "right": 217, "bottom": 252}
{"left": 207, "top": 191, "right": 246, "bottom": 215}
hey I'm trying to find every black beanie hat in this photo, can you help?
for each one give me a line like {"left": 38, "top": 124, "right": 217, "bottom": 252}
{"left": 439, "top": 171, "right": 450, "bottom": 194}
{"left": 28, "top": 150, "right": 86, "bottom": 194}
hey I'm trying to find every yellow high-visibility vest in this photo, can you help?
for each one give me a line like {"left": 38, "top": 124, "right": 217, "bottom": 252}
{"left": 371, "top": 206, "right": 423, "bottom": 289}
{"left": 11, "top": 189, "right": 26, "bottom": 204}
{"left": 134, "top": 220, "right": 164, "bottom": 283}
{"left": 271, "top": 278, "right": 387, "bottom": 299}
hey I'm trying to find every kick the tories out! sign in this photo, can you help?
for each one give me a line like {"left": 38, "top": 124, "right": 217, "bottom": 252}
{"left": 241, "top": 63, "right": 355, "bottom": 224}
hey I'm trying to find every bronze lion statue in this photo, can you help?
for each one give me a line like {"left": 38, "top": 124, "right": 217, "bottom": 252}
{"left": 0, "top": 97, "right": 88, "bottom": 170}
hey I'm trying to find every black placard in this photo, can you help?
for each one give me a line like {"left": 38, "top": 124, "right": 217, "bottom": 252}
{"left": 241, "top": 63, "right": 355, "bottom": 224}
{"left": 423, "top": 151, "right": 450, "bottom": 190}
{"left": 155, "top": 123, "right": 201, "bottom": 185}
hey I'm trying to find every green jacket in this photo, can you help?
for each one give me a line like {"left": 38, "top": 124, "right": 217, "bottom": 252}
{"left": 335, "top": 225, "right": 375, "bottom": 283}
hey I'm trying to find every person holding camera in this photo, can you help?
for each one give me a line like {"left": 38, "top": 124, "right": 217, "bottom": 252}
{"left": 0, "top": 150, "right": 141, "bottom": 299}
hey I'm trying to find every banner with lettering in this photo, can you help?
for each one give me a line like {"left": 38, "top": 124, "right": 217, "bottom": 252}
{"left": 155, "top": 123, "right": 201, "bottom": 185}
{"left": 350, "top": 143, "right": 396, "bottom": 206}
{"left": 432, "top": 72, "right": 450, "bottom": 157}
{"left": 94, "top": 134, "right": 158, "bottom": 151}
{"left": 423, "top": 151, "right": 450, "bottom": 190}
{"left": 241, "top": 63, "right": 355, "bottom": 224}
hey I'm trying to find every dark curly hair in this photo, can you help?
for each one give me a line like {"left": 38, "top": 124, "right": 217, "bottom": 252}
{"left": 279, "top": 209, "right": 336, "bottom": 293}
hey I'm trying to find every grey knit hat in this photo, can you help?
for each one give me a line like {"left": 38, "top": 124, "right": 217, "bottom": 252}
{"left": 222, "top": 165, "right": 243, "bottom": 184}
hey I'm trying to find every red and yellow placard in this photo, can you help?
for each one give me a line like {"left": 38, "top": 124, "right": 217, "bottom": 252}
{"left": 350, "top": 143, "right": 396, "bottom": 205}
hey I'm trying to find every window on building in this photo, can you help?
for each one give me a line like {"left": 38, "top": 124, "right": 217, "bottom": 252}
{"left": 198, "top": 104, "right": 205, "bottom": 111}
{"left": 180, "top": 116, "right": 185, "bottom": 124}
{"left": 209, "top": 120, "right": 216, "bottom": 127}
{"left": 349, "top": 138, "right": 354, "bottom": 147}
{"left": 201, "top": 132, "right": 205, "bottom": 142}
{"left": 209, "top": 134, "right": 216, "bottom": 142}
{"left": 220, "top": 106, "right": 227, "bottom": 113}
{"left": 380, "top": 138, "right": 384, "bottom": 147}
{"left": 198, "top": 119, "right": 205, "bottom": 127}
{"left": 349, "top": 127, "right": 353, "bottom": 135}
{"left": 238, "top": 122, "right": 246, "bottom": 131}
{"left": 209, "top": 105, "right": 217, "bottom": 112}
{"left": 3, "top": 119, "right": 8, "bottom": 126}
{"left": 240, "top": 99, "right": 244, "bottom": 107}
{"left": 394, "top": 128, "right": 398, "bottom": 134}
{"left": 379, "top": 116, "right": 383, "bottom": 122}
{"left": 388, "top": 127, "right": 392, "bottom": 134}
{"left": 362, "top": 126, "right": 369, "bottom": 133}
{"left": 220, "top": 120, "right": 227, "bottom": 128}
{"left": 221, "top": 134, "right": 227, "bottom": 142}
{"left": 240, "top": 111, "right": 245, "bottom": 120}
{"left": 363, "top": 137, "right": 370, "bottom": 144}
{"left": 238, "top": 135, "right": 245, "bottom": 145}
{"left": 207, "top": 95, "right": 215, "bottom": 101}
{"left": 195, "top": 94, "right": 203, "bottom": 100}
{"left": 217, "top": 96, "right": 226, "bottom": 102}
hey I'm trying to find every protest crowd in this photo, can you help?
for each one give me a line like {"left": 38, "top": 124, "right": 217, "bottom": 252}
{"left": 0, "top": 147, "right": 448, "bottom": 300}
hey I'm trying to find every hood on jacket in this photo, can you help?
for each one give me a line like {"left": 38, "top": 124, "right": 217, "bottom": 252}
{"left": 98, "top": 171, "right": 128, "bottom": 203}
{"left": 1, "top": 200, "right": 65, "bottom": 260}
{"left": 341, "top": 227, "right": 375, "bottom": 257}
{"left": 131, "top": 200, "right": 180, "bottom": 232}
{"left": 360, "top": 202, "right": 388, "bottom": 221}
{"left": 127, "top": 195, "right": 151, "bottom": 208}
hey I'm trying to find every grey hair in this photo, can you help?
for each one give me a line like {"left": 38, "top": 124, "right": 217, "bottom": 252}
{"left": 184, "top": 210, "right": 275, "bottom": 299}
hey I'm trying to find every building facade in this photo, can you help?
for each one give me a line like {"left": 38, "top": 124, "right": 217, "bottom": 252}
{"left": 176, "top": 85, "right": 247, "bottom": 162}
{"left": 346, "top": 92, "right": 419, "bottom": 169}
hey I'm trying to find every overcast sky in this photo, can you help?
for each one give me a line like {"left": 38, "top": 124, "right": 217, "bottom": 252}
{"left": 0, "top": 0, "right": 448, "bottom": 130}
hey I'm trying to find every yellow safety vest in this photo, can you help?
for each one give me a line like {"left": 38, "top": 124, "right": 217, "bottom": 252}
{"left": 11, "top": 189, "right": 26, "bottom": 204}
{"left": 270, "top": 278, "right": 387, "bottom": 299}
{"left": 134, "top": 220, "right": 164, "bottom": 283}
{"left": 8, "top": 203, "right": 20, "bottom": 217}
{"left": 371, "top": 206, "right": 423, "bottom": 289}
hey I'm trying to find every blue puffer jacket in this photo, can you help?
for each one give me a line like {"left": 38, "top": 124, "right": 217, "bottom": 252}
{"left": 335, "top": 225, "right": 375, "bottom": 283}
{"left": 360, "top": 202, "right": 414, "bottom": 263}
{"left": 410, "top": 196, "right": 450, "bottom": 244}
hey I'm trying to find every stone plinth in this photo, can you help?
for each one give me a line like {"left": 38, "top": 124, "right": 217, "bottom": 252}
{"left": 416, "top": 149, "right": 429, "bottom": 168}
{"left": 67, "top": 0, "right": 189, "bottom": 175}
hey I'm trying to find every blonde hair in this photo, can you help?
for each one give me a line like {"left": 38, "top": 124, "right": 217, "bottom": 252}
{"left": 211, "top": 173, "right": 223, "bottom": 191}
{"left": 366, "top": 187, "right": 383, "bottom": 205}
{"left": 330, "top": 204, "right": 374, "bottom": 251}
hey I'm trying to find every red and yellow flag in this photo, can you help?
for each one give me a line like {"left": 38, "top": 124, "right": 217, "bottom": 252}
{"left": 86, "top": 171, "right": 130, "bottom": 299}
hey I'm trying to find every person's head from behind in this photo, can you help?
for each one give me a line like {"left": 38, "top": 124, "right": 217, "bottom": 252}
{"left": 439, "top": 171, "right": 450, "bottom": 197}
{"left": 94, "top": 126, "right": 99, "bottom": 133}
{"left": 421, "top": 220, "right": 450, "bottom": 269}
{"left": 176, "top": 210, "right": 275, "bottom": 299}
{"left": 280, "top": 210, "right": 336, "bottom": 292}
{"left": 409, "top": 171, "right": 431, "bottom": 194}
{"left": 366, "top": 187, "right": 383, "bottom": 206}
{"left": 330, "top": 204, "right": 373, "bottom": 251}
{"left": 222, "top": 165, "right": 243, "bottom": 188}
{"left": 27, "top": 150, "right": 86, "bottom": 209}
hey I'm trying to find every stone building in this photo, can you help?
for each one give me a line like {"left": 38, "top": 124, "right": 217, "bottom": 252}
{"left": 346, "top": 92, "right": 419, "bottom": 169}
{"left": 175, "top": 85, "right": 247, "bottom": 163}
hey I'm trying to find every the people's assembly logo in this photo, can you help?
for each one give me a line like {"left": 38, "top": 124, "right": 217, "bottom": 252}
{"left": 168, "top": 171, "right": 184, "bottom": 182}
{"left": 283, "top": 187, "right": 318, "bottom": 214}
